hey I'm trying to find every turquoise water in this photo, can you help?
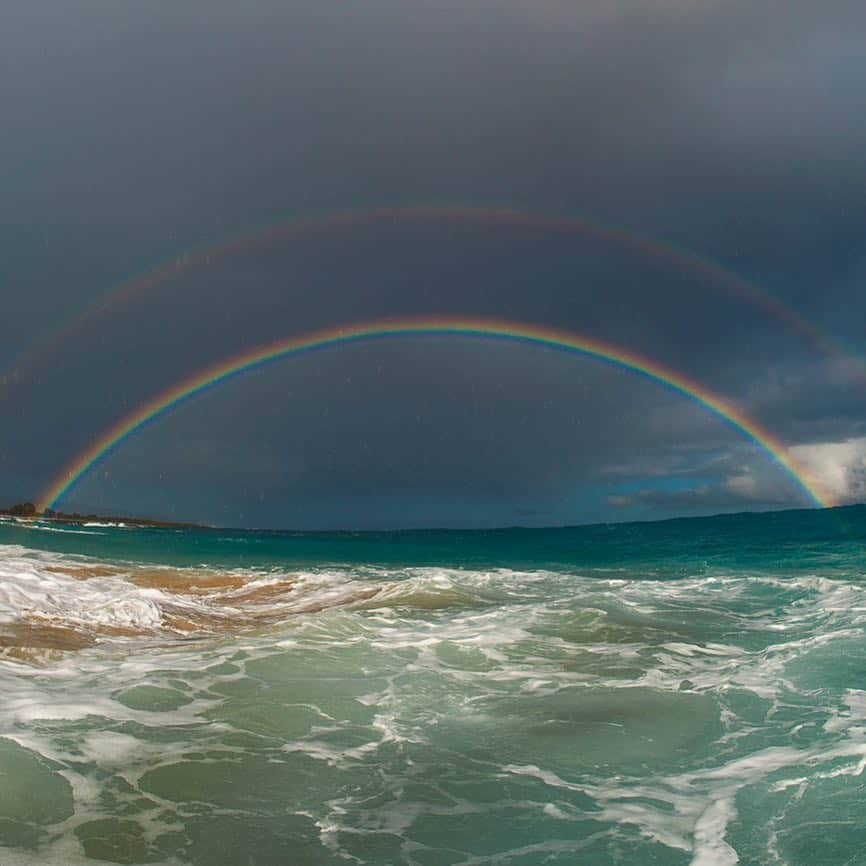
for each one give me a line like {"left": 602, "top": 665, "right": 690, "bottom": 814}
{"left": 0, "top": 506, "right": 865, "bottom": 865}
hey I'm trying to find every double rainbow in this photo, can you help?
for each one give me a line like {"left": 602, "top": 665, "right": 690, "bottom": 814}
{"left": 38, "top": 318, "right": 835, "bottom": 512}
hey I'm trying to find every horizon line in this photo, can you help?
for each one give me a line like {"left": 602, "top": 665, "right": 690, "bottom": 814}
{"left": 6, "top": 499, "right": 862, "bottom": 536}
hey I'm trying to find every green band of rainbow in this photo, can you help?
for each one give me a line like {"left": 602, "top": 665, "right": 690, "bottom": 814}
{"left": 37, "top": 318, "right": 835, "bottom": 512}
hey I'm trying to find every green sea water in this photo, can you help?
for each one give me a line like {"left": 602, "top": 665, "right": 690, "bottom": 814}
{"left": 0, "top": 506, "right": 865, "bottom": 865}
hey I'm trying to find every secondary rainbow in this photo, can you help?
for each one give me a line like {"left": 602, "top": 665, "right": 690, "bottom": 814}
{"left": 7, "top": 203, "right": 854, "bottom": 388}
{"left": 38, "top": 318, "right": 836, "bottom": 512}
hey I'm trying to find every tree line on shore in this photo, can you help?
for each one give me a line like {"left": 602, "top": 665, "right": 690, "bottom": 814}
{"left": 0, "top": 502, "right": 200, "bottom": 528}
{"left": 0, "top": 502, "right": 92, "bottom": 519}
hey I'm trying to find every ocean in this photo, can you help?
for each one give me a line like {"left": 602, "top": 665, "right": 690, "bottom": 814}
{"left": 1, "top": 506, "right": 865, "bottom": 865}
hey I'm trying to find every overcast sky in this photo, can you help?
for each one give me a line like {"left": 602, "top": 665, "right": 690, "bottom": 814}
{"left": 1, "top": 0, "right": 864, "bottom": 528}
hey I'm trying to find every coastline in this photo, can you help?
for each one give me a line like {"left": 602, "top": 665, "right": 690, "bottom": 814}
{"left": 0, "top": 510, "right": 203, "bottom": 530}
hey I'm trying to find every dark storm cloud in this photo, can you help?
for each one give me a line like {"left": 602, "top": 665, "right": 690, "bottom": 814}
{"left": 1, "top": 0, "right": 865, "bottom": 526}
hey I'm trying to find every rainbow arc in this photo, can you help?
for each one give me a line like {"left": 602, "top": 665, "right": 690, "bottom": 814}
{"left": 7, "top": 203, "right": 854, "bottom": 385}
{"left": 38, "top": 318, "right": 835, "bottom": 512}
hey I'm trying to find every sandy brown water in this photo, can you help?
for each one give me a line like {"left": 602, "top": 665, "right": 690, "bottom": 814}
{"left": 2, "top": 558, "right": 391, "bottom": 654}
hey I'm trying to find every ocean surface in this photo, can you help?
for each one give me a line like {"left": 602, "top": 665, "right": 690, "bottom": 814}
{"left": 1, "top": 506, "right": 865, "bottom": 866}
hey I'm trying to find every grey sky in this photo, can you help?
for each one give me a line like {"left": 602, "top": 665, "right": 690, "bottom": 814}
{"left": 1, "top": 0, "right": 864, "bottom": 527}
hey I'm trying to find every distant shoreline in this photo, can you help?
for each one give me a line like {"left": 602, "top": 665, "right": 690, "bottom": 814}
{"left": 0, "top": 507, "right": 202, "bottom": 530}
{"left": 1, "top": 500, "right": 863, "bottom": 536}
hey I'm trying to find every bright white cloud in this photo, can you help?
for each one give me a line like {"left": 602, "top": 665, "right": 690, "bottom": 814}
{"left": 791, "top": 437, "right": 866, "bottom": 505}
{"left": 724, "top": 473, "right": 759, "bottom": 499}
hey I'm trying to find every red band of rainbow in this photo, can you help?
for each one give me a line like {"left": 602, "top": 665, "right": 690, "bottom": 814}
{"left": 8, "top": 203, "right": 852, "bottom": 388}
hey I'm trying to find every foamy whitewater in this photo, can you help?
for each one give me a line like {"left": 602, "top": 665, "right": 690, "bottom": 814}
{"left": 0, "top": 507, "right": 865, "bottom": 865}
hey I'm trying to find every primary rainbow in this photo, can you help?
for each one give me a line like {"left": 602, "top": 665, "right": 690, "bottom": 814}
{"left": 38, "top": 318, "right": 836, "bottom": 512}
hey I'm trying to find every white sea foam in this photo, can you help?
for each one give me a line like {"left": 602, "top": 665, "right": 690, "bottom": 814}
{"left": 0, "top": 552, "right": 163, "bottom": 630}
{"left": 690, "top": 798, "right": 738, "bottom": 866}
{"left": 0, "top": 540, "right": 865, "bottom": 864}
